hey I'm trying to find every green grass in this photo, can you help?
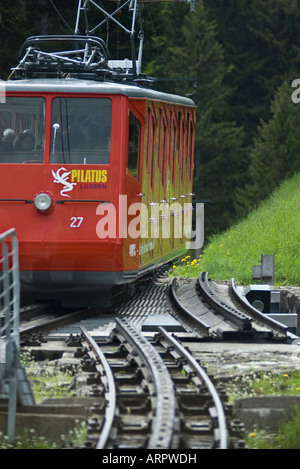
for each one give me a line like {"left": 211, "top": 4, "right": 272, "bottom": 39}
{"left": 0, "top": 422, "right": 88, "bottom": 449}
{"left": 225, "top": 370, "right": 300, "bottom": 448}
{"left": 226, "top": 370, "right": 300, "bottom": 403}
{"left": 20, "top": 351, "right": 75, "bottom": 402}
{"left": 171, "top": 172, "right": 300, "bottom": 285}
{"left": 247, "top": 406, "right": 300, "bottom": 449}
{"left": 0, "top": 352, "right": 87, "bottom": 449}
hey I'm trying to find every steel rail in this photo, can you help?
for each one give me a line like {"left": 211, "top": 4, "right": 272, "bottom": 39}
{"left": 230, "top": 278, "right": 288, "bottom": 338}
{"left": 157, "top": 326, "right": 229, "bottom": 449}
{"left": 115, "top": 317, "right": 176, "bottom": 449}
{"left": 169, "top": 278, "right": 211, "bottom": 337}
{"left": 19, "top": 306, "right": 102, "bottom": 336}
{"left": 198, "top": 272, "right": 253, "bottom": 331}
{"left": 80, "top": 326, "right": 116, "bottom": 449}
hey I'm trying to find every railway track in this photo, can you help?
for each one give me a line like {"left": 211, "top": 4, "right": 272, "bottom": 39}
{"left": 71, "top": 319, "right": 242, "bottom": 449}
{"left": 170, "top": 273, "right": 289, "bottom": 341}
{"left": 16, "top": 271, "right": 294, "bottom": 448}
{"left": 81, "top": 318, "right": 177, "bottom": 449}
{"left": 19, "top": 271, "right": 290, "bottom": 343}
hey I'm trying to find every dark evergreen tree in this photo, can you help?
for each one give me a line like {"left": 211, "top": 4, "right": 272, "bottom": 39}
{"left": 0, "top": 1, "right": 30, "bottom": 78}
{"left": 0, "top": 0, "right": 77, "bottom": 78}
{"left": 205, "top": 0, "right": 300, "bottom": 140}
{"left": 145, "top": 1, "right": 247, "bottom": 235}
{"left": 236, "top": 80, "right": 300, "bottom": 214}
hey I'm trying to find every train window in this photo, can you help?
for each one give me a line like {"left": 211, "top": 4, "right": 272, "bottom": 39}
{"left": 181, "top": 118, "right": 186, "bottom": 182}
{"left": 146, "top": 108, "right": 154, "bottom": 171}
{"left": 168, "top": 112, "right": 174, "bottom": 169}
{"left": 0, "top": 97, "right": 45, "bottom": 163}
{"left": 178, "top": 111, "right": 182, "bottom": 167}
{"left": 186, "top": 113, "right": 190, "bottom": 168}
{"left": 128, "top": 112, "right": 140, "bottom": 181}
{"left": 159, "top": 114, "right": 167, "bottom": 186}
{"left": 151, "top": 122, "right": 158, "bottom": 189}
{"left": 50, "top": 97, "right": 111, "bottom": 164}
{"left": 189, "top": 118, "right": 195, "bottom": 180}
{"left": 172, "top": 119, "right": 177, "bottom": 184}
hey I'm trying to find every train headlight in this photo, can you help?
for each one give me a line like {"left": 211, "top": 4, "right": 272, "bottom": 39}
{"left": 34, "top": 192, "right": 53, "bottom": 213}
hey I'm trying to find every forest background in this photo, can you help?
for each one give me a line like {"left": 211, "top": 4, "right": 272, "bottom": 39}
{"left": 0, "top": 0, "right": 299, "bottom": 238}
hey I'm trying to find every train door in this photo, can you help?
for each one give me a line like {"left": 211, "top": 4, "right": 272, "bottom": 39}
{"left": 184, "top": 112, "right": 195, "bottom": 244}
{"left": 42, "top": 95, "right": 113, "bottom": 271}
{"left": 169, "top": 110, "right": 179, "bottom": 249}
{"left": 124, "top": 108, "right": 143, "bottom": 268}
{"left": 157, "top": 106, "right": 171, "bottom": 254}
{"left": 46, "top": 97, "right": 111, "bottom": 211}
{"left": 139, "top": 105, "right": 155, "bottom": 265}
{"left": 0, "top": 96, "right": 47, "bottom": 270}
{"left": 149, "top": 105, "right": 161, "bottom": 258}
{"left": 179, "top": 111, "right": 188, "bottom": 244}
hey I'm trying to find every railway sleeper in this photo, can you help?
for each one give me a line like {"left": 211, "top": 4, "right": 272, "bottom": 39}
{"left": 118, "top": 395, "right": 152, "bottom": 414}
{"left": 102, "top": 343, "right": 129, "bottom": 358}
{"left": 180, "top": 435, "right": 215, "bottom": 450}
{"left": 180, "top": 421, "right": 225, "bottom": 449}
{"left": 110, "top": 436, "right": 148, "bottom": 450}
{"left": 90, "top": 401, "right": 106, "bottom": 415}
{"left": 175, "top": 380, "right": 208, "bottom": 394}
{"left": 66, "top": 334, "right": 84, "bottom": 348}
{"left": 154, "top": 349, "right": 200, "bottom": 383}
{"left": 117, "top": 392, "right": 151, "bottom": 406}
{"left": 86, "top": 372, "right": 102, "bottom": 385}
{"left": 89, "top": 384, "right": 104, "bottom": 397}
{"left": 228, "top": 418, "right": 246, "bottom": 439}
{"left": 178, "top": 392, "right": 213, "bottom": 409}
{"left": 109, "top": 367, "right": 143, "bottom": 384}
{"left": 181, "top": 415, "right": 213, "bottom": 434}
{"left": 113, "top": 369, "right": 153, "bottom": 389}
{"left": 105, "top": 359, "right": 135, "bottom": 372}
{"left": 118, "top": 414, "right": 151, "bottom": 433}
{"left": 215, "top": 386, "right": 229, "bottom": 404}
{"left": 87, "top": 416, "right": 102, "bottom": 434}
{"left": 81, "top": 356, "right": 98, "bottom": 372}
{"left": 178, "top": 403, "right": 211, "bottom": 417}
{"left": 168, "top": 371, "right": 193, "bottom": 385}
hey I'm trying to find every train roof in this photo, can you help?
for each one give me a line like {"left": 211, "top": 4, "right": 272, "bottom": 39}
{"left": 3, "top": 78, "right": 195, "bottom": 107}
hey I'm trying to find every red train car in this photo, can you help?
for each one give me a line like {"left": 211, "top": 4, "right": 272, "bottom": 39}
{"left": 0, "top": 77, "right": 196, "bottom": 306}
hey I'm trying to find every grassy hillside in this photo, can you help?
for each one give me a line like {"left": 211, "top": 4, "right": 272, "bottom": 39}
{"left": 171, "top": 173, "right": 300, "bottom": 285}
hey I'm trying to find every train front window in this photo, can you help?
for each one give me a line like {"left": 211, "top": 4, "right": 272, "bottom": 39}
{"left": 50, "top": 97, "right": 111, "bottom": 164}
{"left": 0, "top": 97, "right": 45, "bottom": 163}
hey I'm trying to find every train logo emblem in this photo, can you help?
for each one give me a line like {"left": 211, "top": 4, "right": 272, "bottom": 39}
{"left": 52, "top": 167, "right": 77, "bottom": 198}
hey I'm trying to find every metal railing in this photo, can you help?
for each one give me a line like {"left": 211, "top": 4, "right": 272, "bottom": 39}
{"left": 0, "top": 228, "right": 21, "bottom": 443}
{"left": 0, "top": 228, "right": 20, "bottom": 347}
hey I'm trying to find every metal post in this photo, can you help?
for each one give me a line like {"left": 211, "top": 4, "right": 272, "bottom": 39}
{"left": 0, "top": 228, "right": 21, "bottom": 444}
{"left": 261, "top": 255, "right": 275, "bottom": 285}
{"left": 252, "top": 254, "right": 275, "bottom": 285}
{"left": 11, "top": 233, "right": 20, "bottom": 349}
{"left": 6, "top": 341, "right": 18, "bottom": 444}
